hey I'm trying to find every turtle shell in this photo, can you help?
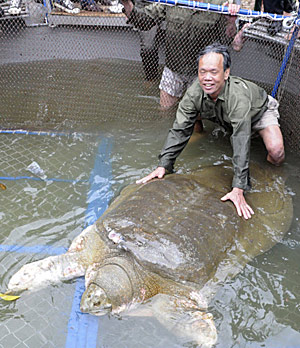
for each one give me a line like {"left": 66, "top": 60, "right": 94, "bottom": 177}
{"left": 95, "top": 162, "right": 293, "bottom": 289}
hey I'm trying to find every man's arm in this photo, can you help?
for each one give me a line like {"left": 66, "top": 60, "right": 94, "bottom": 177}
{"left": 136, "top": 87, "right": 199, "bottom": 184}
{"left": 220, "top": 114, "right": 255, "bottom": 219}
{"left": 224, "top": 97, "right": 254, "bottom": 219}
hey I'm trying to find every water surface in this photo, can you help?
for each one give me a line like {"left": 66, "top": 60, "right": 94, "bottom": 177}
{"left": 0, "top": 59, "right": 299, "bottom": 348}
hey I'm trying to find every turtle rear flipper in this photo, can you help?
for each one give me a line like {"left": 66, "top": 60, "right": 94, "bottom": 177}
{"left": 139, "top": 294, "right": 217, "bottom": 348}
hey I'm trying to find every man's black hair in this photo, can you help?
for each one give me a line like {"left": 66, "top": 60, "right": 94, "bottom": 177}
{"left": 198, "top": 43, "right": 231, "bottom": 71}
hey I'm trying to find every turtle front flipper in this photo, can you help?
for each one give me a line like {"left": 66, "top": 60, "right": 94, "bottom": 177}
{"left": 148, "top": 294, "right": 217, "bottom": 348}
{"left": 7, "top": 252, "right": 85, "bottom": 294}
{"left": 7, "top": 224, "right": 109, "bottom": 294}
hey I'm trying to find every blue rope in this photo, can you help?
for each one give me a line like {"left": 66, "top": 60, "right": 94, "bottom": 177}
{"left": 145, "top": 0, "right": 299, "bottom": 99}
{"left": 271, "top": 8, "right": 300, "bottom": 97}
{"left": 65, "top": 137, "right": 113, "bottom": 348}
{"left": 0, "top": 244, "right": 67, "bottom": 255}
{"left": 0, "top": 129, "right": 86, "bottom": 137}
{"left": 0, "top": 135, "right": 113, "bottom": 347}
{"left": 0, "top": 176, "right": 88, "bottom": 184}
{"left": 145, "top": 0, "right": 293, "bottom": 20}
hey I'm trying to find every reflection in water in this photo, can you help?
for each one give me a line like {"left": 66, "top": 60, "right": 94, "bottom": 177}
{"left": 0, "top": 59, "right": 299, "bottom": 348}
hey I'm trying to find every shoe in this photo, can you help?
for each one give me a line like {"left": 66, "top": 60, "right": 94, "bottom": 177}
{"left": 54, "top": 0, "right": 80, "bottom": 14}
{"left": 267, "top": 21, "right": 282, "bottom": 36}
{"left": 8, "top": 0, "right": 22, "bottom": 15}
{"left": 81, "top": 0, "right": 102, "bottom": 11}
{"left": 108, "top": 1, "right": 123, "bottom": 13}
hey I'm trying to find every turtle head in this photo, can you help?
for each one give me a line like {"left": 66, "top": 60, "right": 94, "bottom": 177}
{"left": 80, "top": 284, "right": 112, "bottom": 315}
{"left": 80, "top": 258, "right": 136, "bottom": 315}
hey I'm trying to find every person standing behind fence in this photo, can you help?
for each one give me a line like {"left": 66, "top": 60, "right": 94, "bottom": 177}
{"left": 254, "top": 0, "right": 297, "bottom": 15}
{"left": 135, "top": 0, "right": 165, "bottom": 83}
{"left": 255, "top": 0, "right": 297, "bottom": 35}
{"left": 232, "top": 0, "right": 297, "bottom": 51}
{"left": 121, "top": 0, "right": 240, "bottom": 111}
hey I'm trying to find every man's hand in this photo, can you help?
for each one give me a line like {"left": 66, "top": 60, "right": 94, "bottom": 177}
{"left": 136, "top": 167, "right": 166, "bottom": 184}
{"left": 221, "top": 187, "right": 254, "bottom": 219}
{"left": 223, "top": 2, "right": 240, "bottom": 15}
{"left": 120, "top": 0, "right": 134, "bottom": 17}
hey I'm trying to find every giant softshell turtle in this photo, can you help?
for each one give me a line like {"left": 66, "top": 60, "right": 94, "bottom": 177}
{"left": 6, "top": 162, "right": 293, "bottom": 347}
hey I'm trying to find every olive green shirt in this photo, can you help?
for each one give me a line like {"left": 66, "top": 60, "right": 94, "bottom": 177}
{"left": 158, "top": 76, "right": 269, "bottom": 190}
{"left": 127, "top": 1, "right": 231, "bottom": 75}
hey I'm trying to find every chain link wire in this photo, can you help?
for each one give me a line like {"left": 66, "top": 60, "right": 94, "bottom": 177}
{"left": 0, "top": 134, "right": 98, "bottom": 347}
{"left": 0, "top": 0, "right": 300, "bottom": 346}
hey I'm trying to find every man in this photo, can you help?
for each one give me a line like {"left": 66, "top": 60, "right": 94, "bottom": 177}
{"left": 255, "top": 0, "right": 297, "bottom": 36}
{"left": 137, "top": 43, "right": 285, "bottom": 220}
{"left": 121, "top": 0, "right": 241, "bottom": 110}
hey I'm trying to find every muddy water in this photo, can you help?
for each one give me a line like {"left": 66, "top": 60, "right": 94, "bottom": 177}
{"left": 0, "top": 59, "right": 299, "bottom": 348}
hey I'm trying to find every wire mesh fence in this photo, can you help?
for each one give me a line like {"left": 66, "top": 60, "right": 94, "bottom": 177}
{"left": 1, "top": 0, "right": 300, "bottom": 347}
{"left": 1, "top": 0, "right": 300, "bottom": 147}
{"left": 0, "top": 133, "right": 98, "bottom": 348}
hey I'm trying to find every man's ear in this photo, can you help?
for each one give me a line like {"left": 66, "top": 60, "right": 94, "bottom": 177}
{"left": 224, "top": 68, "right": 230, "bottom": 80}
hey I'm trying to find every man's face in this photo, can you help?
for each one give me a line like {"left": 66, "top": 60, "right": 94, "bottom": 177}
{"left": 198, "top": 52, "right": 230, "bottom": 100}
